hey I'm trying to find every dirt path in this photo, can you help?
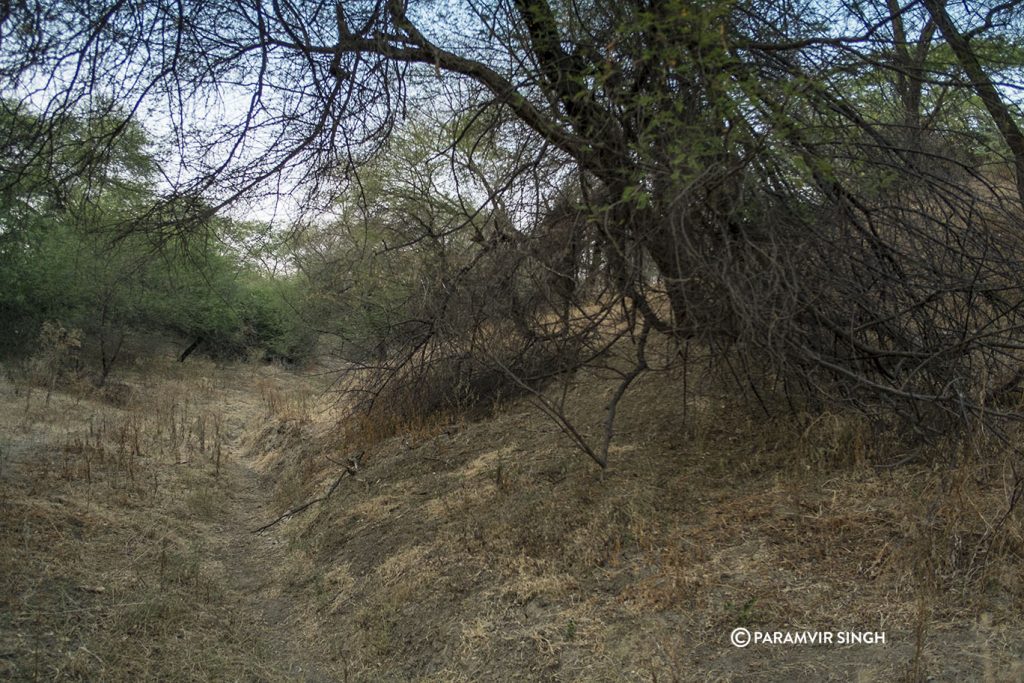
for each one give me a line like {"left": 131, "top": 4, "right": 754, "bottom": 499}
{"left": 198, "top": 388, "right": 343, "bottom": 682}
{"left": 214, "top": 463, "right": 338, "bottom": 682}
{"left": 0, "top": 363, "right": 347, "bottom": 681}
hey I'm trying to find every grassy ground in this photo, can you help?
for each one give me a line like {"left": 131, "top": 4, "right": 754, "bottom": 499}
{"left": 0, "top": 352, "right": 342, "bottom": 682}
{"left": 250, "top": 360, "right": 1024, "bottom": 681}
{"left": 2, "top": 345, "right": 1023, "bottom": 681}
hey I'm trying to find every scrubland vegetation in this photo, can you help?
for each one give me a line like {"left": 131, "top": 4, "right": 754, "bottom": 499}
{"left": 4, "top": 0, "right": 1024, "bottom": 680}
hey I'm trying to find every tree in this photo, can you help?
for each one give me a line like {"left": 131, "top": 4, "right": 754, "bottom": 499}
{"left": 5, "top": 0, "right": 1024, "bottom": 461}
{"left": 922, "top": 0, "right": 1024, "bottom": 203}
{"left": 0, "top": 105, "right": 313, "bottom": 372}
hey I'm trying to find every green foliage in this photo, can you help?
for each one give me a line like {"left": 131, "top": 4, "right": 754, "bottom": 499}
{"left": 0, "top": 104, "right": 314, "bottom": 369}
{"left": 287, "top": 119, "right": 488, "bottom": 359}
{"left": 239, "top": 273, "right": 318, "bottom": 362}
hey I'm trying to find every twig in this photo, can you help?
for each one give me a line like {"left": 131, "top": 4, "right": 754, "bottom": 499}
{"left": 252, "top": 451, "right": 363, "bottom": 533}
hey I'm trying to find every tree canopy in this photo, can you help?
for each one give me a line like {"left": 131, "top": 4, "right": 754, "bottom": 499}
{"left": 5, "top": 0, "right": 1024, "bottom": 460}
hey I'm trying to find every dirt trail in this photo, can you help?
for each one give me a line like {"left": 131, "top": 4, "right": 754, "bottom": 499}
{"left": 0, "top": 362, "right": 347, "bottom": 682}
{"left": 196, "top": 389, "right": 342, "bottom": 682}
{"left": 213, "top": 464, "right": 337, "bottom": 682}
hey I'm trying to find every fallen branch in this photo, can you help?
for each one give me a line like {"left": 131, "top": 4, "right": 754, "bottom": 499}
{"left": 178, "top": 336, "right": 203, "bottom": 363}
{"left": 252, "top": 451, "right": 363, "bottom": 533}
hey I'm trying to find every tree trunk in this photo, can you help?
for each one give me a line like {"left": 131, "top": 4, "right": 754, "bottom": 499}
{"left": 923, "top": 0, "right": 1024, "bottom": 205}
{"left": 178, "top": 336, "right": 203, "bottom": 363}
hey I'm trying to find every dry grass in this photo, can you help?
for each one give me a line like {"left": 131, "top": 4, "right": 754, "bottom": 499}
{"left": 253, "top": 359, "right": 1024, "bottom": 681}
{"left": 4, "top": 338, "right": 1024, "bottom": 681}
{"left": 0, "top": 349, "right": 340, "bottom": 682}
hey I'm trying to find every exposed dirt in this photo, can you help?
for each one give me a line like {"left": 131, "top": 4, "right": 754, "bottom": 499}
{"left": 212, "top": 460, "right": 341, "bottom": 682}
